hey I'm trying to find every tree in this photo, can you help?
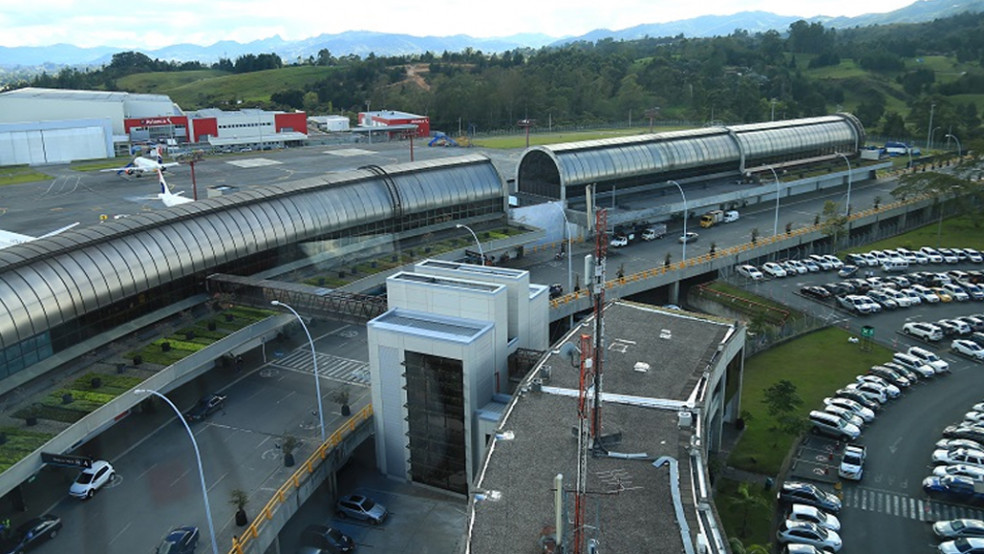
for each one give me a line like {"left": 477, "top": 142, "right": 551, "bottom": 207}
{"left": 820, "top": 200, "right": 848, "bottom": 247}
{"left": 732, "top": 482, "right": 770, "bottom": 538}
{"left": 892, "top": 171, "right": 983, "bottom": 228}
{"left": 762, "top": 379, "right": 801, "bottom": 419}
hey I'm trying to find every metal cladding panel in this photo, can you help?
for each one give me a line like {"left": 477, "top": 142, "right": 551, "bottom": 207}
{"left": 0, "top": 293, "right": 18, "bottom": 348}
{"left": 14, "top": 267, "right": 58, "bottom": 332}
{"left": 117, "top": 234, "right": 161, "bottom": 289}
{"left": 48, "top": 256, "right": 97, "bottom": 314}
{"left": 29, "top": 261, "right": 75, "bottom": 319}
{"left": 71, "top": 247, "right": 121, "bottom": 306}
{"left": 0, "top": 273, "right": 42, "bottom": 341}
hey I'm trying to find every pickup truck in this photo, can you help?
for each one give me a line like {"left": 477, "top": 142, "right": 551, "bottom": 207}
{"left": 839, "top": 444, "right": 866, "bottom": 480}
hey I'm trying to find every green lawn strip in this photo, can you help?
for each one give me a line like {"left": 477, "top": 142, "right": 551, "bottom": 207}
{"left": 715, "top": 478, "right": 776, "bottom": 549}
{"left": 729, "top": 327, "right": 893, "bottom": 475}
{"left": 698, "top": 282, "right": 798, "bottom": 325}
{"left": 0, "top": 166, "right": 53, "bottom": 186}
{"left": 0, "top": 428, "right": 56, "bottom": 471}
{"left": 840, "top": 214, "right": 984, "bottom": 255}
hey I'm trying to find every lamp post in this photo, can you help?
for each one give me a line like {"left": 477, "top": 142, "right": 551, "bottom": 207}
{"left": 134, "top": 389, "right": 219, "bottom": 554}
{"left": 930, "top": 126, "right": 941, "bottom": 150}
{"left": 926, "top": 103, "right": 936, "bottom": 150}
{"left": 770, "top": 99, "right": 777, "bottom": 121}
{"left": 456, "top": 223, "right": 484, "bottom": 265}
{"left": 270, "top": 301, "right": 326, "bottom": 442}
{"left": 767, "top": 165, "right": 781, "bottom": 236}
{"left": 945, "top": 133, "right": 962, "bottom": 157}
{"left": 836, "top": 153, "right": 852, "bottom": 217}
{"left": 667, "top": 180, "right": 688, "bottom": 262}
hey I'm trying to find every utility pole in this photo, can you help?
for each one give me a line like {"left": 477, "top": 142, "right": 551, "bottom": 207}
{"left": 926, "top": 102, "right": 936, "bottom": 150}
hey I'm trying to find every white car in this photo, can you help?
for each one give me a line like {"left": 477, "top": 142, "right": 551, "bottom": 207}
{"left": 937, "top": 439, "right": 984, "bottom": 452}
{"left": 785, "top": 260, "right": 809, "bottom": 274}
{"left": 737, "top": 264, "right": 765, "bottom": 280}
{"left": 934, "top": 464, "right": 984, "bottom": 481}
{"left": 943, "top": 283, "right": 971, "bottom": 302}
{"left": 967, "top": 411, "right": 984, "bottom": 425}
{"left": 808, "top": 254, "right": 834, "bottom": 271}
{"left": 824, "top": 405, "right": 865, "bottom": 429}
{"left": 964, "top": 248, "right": 984, "bottom": 263}
{"left": 762, "top": 262, "right": 788, "bottom": 278}
{"left": 900, "top": 288, "right": 923, "bottom": 305}
{"left": 855, "top": 375, "right": 900, "bottom": 398}
{"left": 908, "top": 346, "right": 950, "bottom": 373}
{"left": 822, "top": 254, "right": 844, "bottom": 270}
{"left": 903, "top": 321, "right": 944, "bottom": 341}
{"left": 934, "top": 518, "right": 984, "bottom": 539}
{"left": 839, "top": 444, "right": 866, "bottom": 481}
{"left": 776, "top": 520, "right": 842, "bottom": 552}
{"left": 920, "top": 246, "right": 945, "bottom": 263}
{"left": 822, "top": 396, "right": 875, "bottom": 422}
{"left": 678, "top": 232, "right": 699, "bottom": 244}
{"left": 69, "top": 460, "right": 115, "bottom": 499}
{"left": 911, "top": 284, "right": 942, "bottom": 303}
{"left": 953, "top": 339, "right": 984, "bottom": 360}
{"left": 802, "top": 259, "right": 821, "bottom": 272}
{"left": 787, "top": 504, "right": 841, "bottom": 531}
{"left": 939, "top": 537, "right": 984, "bottom": 554}
{"left": 885, "top": 288, "right": 914, "bottom": 307}
{"left": 845, "top": 381, "right": 888, "bottom": 404}
{"left": 932, "top": 448, "right": 984, "bottom": 468}
{"left": 609, "top": 235, "right": 628, "bottom": 248}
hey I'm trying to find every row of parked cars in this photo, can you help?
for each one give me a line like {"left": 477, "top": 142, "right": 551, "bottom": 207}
{"left": 737, "top": 254, "right": 847, "bottom": 281}
{"left": 846, "top": 246, "right": 984, "bottom": 268}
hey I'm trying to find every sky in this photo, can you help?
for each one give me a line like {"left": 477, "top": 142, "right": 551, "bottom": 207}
{"left": 0, "top": 0, "right": 921, "bottom": 49}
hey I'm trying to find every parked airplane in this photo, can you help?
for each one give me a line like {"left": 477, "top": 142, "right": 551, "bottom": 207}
{"left": 101, "top": 145, "right": 179, "bottom": 177}
{"left": 157, "top": 169, "right": 193, "bottom": 207}
{"left": 0, "top": 222, "right": 80, "bottom": 250}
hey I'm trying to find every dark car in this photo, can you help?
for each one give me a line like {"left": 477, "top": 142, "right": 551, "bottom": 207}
{"left": 155, "top": 526, "right": 198, "bottom": 554}
{"left": 300, "top": 524, "right": 355, "bottom": 553}
{"left": 184, "top": 393, "right": 226, "bottom": 422}
{"left": 834, "top": 388, "right": 880, "bottom": 411}
{"left": 777, "top": 481, "right": 842, "bottom": 513}
{"left": 0, "top": 514, "right": 62, "bottom": 554}
{"left": 923, "top": 475, "right": 984, "bottom": 504}
{"left": 800, "top": 286, "right": 831, "bottom": 300}
{"left": 945, "top": 426, "right": 984, "bottom": 443}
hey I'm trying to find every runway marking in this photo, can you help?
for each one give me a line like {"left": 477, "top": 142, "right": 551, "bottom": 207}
{"left": 226, "top": 158, "right": 282, "bottom": 168}
{"left": 109, "top": 521, "right": 132, "bottom": 545}
{"left": 326, "top": 148, "right": 374, "bottom": 157}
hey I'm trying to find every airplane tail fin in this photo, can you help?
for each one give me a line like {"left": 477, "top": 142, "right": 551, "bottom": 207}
{"left": 158, "top": 169, "right": 171, "bottom": 197}
{"left": 156, "top": 145, "right": 164, "bottom": 164}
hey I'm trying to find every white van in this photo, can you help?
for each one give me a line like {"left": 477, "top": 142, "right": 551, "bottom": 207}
{"left": 809, "top": 410, "right": 861, "bottom": 440}
{"left": 882, "top": 258, "right": 909, "bottom": 272}
{"left": 723, "top": 210, "right": 740, "bottom": 223}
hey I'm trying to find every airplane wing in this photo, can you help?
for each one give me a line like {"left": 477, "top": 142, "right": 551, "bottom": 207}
{"left": 0, "top": 222, "right": 80, "bottom": 250}
{"left": 99, "top": 163, "right": 147, "bottom": 176}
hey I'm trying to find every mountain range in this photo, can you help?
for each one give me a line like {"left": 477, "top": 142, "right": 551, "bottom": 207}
{"left": 2, "top": 0, "right": 983, "bottom": 70}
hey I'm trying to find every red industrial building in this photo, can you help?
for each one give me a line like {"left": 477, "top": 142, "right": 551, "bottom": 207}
{"left": 357, "top": 110, "right": 430, "bottom": 138}
{"left": 125, "top": 109, "right": 308, "bottom": 149}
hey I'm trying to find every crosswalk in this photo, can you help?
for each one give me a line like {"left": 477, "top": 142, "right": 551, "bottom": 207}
{"left": 843, "top": 486, "right": 984, "bottom": 522}
{"left": 271, "top": 349, "right": 371, "bottom": 386}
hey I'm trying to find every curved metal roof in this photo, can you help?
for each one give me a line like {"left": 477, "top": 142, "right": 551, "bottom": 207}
{"left": 516, "top": 114, "right": 865, "bottom": 199}
{"left": 0, "top": 154, "right": 504, "bottom": 352}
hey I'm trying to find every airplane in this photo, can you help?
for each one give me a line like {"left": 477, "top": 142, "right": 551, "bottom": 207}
{"left": 0, "top": 222, "right": 80, "bottom": 250}
{"left": 101, "top": 145, "right": 179, "bottom": 177}
{"left": 157, "top": 169, "right": 194, "bottom": 207}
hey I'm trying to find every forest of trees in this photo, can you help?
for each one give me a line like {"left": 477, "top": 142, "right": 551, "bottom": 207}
{"left": 19, "top": 13, "right": 984, "bottom": 143}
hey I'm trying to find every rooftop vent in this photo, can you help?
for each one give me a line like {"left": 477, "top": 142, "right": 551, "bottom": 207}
{"left": 678, "top": 410, "right": 693, "bottom": 428}
{"left": 633, "top": 362, "right": 650, "bottom": 373}
{"left": 659, "top": 329, "right": 672, "bottom": 340}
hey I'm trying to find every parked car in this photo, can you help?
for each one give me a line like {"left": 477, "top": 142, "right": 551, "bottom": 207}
{"left": 933, "top": 448, "right": 984, "bottom": 468}
{"left": 69, "top": 460, "right": 115, "bottom": 499}
{"left": 801, "top": 286, "right": 832, "bottom": 300}
{"left": 336, "top": 494, "right": 388, "bottom": 524}
{"left": 867, "top": 289, "right": 899, "bottom": 310}
{"left": 808, "top": 254, "right": 834, "bottom": 271}
{"left": 782, "top": 545, "right": 833, "bottom": 554}
{"left": 868, "top": 365, "right": 911, "bottom": 388}
{"left": 934, "top": 464, "right": 984, "bottom": 482}
{"left": 954, "top": 339, "right": 984, "bottom": 361}
{"left": 609, "top": 235, "right": 628, "bottom": 248}
{"left": 777, "top": 481, "right": 842, "bottom": 513}
{"left": 786, "top": 260, "right": 809, "bottom": 274}
{"left": 882, "top": 360, "right": 921, "bottom": 382}
{"left": 908, "top": 346, "right": 951, "bottom": 373}
{"left": 934, "top": 519, "right": 984, "bottom": 539}
{"left": 776, "top": 520, "right": 842, "bottom": 552}
{"left": 300, "top": 524, "right": 355, "bottom": 553}
{"left": 855, "top": 375, "right": 901, "bottom": 398}
{"left": 944, "top": 283, "right": 972, "bottom": 302}
{"left": 822, "top": 254, "right": 844, "bottom": 270}
{"left": 839, "top": 444, "right": 866, "bottom": 481}
{"left": 920, "top": 247, "right": 945, "bottom": 263}
{"left": 808, "top": 410, "right": 860, "bottom": 440}
{"left": 837, "top": 265, "right": 858, "bottom": 278}
{"left": 802, "top": 259, "right": 821, "bottom": 272}
{"left": 944, "top": 426, "right": 984, "bottom": 443}
{"left": 823, "top": 396, "right": 875, "bottom": 422}
{"left": 678, "top": 232, "right": 699, "bottom": 244}
{"left": 833, "top": 388, "right": 880, "bottom": 411}
{"left": 902, "top": 322, "right": 944, "bottom": 341}
{"left": 154, "top": 526, "right": 199, "bottom": 554}
{"left": 923, "top": 475, "right": 984, "bottom": 503}
{"left": 184, "top": 393, "right": 227, "bottom": 422}
{"left": 787, "top": 504, "right": 841, "bottom": 531}
{"left": 939, "top": 537, "right": 984, "bottom": 554}
{"left": 911, "top": 284, "right": 942, "bottom": 303}
{"left": 824, "top": 404, "right": 865, "bottom": 429}
{"left": 0, "top": 514, "right": 62, "bottom": 553}
{"left": 838, "top": 295, "right": 873, "bottom": 314}
{"left": 737, "top": 264, "right": 765, "bottom": 280}
{"left": 939, "top": 439, "right": 984, "bottom": 452}
{"left": 941, "top": 319, "right": 973, "bottom": 336}
{"left": 964, "top": 249, "right": 984, "bottom": 263}
{"left": 900, "top": 288, "right": 924, "bottom": 306}
{"left": 762, "top": 262, "right": 788, "bottom": 278}
{"left": 844, "top": 381, "right": 888, "bottom": 403}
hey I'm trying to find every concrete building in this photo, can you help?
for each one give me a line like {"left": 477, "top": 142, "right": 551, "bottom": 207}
{"left": 367, "top": 260, "right": 548, "bottom": 494}
{"left": 185, "top": 108, "right": 308, "bottom": 149}
{"left": 308, "top": 115, "right": 351, "bottom": 132}
{"left": 357, "top": 110, "right": 430, "bottom": 138}
{"left": 464, "top": 300, "right": 745, "bottom": 553}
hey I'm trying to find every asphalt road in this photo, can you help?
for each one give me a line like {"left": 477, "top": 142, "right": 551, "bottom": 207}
{"left": 751, "top": 263, "right": 984, "bottom": 553}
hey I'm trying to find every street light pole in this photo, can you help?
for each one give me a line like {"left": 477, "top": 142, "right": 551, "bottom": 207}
{"left": 270, "top": 301, "right": 326, "bottom": 442}
{"left": 836, "top": 153, "right": 852, "bottom": 217}
{"left": 930, "top": 127, "right": 941, "bottom": 150}
{"left": 133, "top": 389, "right": 219, "bottom": 554}
{"left": 456, "top": 223, "right": 484, "bottom": 265}
{"left": 667, "top": 180, "right": 687, "bottom": 262}
{"left": 926, "top": 103, "right": 936, "bottom": 150}
{"left": 945, "top": 133, "right": 962, "bottom": 157}
{"left": 767, "top": 165, "right": 781, "bottom": 236}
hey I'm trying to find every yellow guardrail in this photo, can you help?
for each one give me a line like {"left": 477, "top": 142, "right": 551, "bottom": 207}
{"left": 229, "top": 404, "right": 374, "bottom": 554}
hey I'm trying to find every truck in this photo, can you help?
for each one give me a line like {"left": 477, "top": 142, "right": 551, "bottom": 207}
{"left": 700, "top": 210, "right": 724, "bottom": 228}
{"left": 641, "top": 224, "right": 667, "bottom": 241}
{"left": 838, "top": 444, "right": 866, "bottom": 480}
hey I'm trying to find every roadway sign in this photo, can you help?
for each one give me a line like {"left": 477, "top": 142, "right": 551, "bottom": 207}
{"left": 861, "top": 325, "right": 875, "bottom": 337}
{"left": 40, "top": 452, "right": 92, "bottom": 469}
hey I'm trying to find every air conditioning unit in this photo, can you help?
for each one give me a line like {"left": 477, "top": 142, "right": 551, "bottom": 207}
{"left": 678, "top": 411, "right": 693, "bottom": 428}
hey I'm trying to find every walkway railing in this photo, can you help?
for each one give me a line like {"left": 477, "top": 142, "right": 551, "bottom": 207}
{"left": 229, "top": 404, "right": 374, "bottom": 554}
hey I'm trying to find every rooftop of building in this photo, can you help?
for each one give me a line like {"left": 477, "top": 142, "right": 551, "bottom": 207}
{"left": 368, "top": 307, "right": 493, "bottom": 343}
{"left": 364, "top": 110, "right": 426, "bottom": 120}
{"left": 0, "top": 87, "right": 172, "bottom": 104}
{"left": 465, "top": 300, "right": 738, "bottom": 554}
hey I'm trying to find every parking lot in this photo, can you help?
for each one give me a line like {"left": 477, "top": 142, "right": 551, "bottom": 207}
{"left": 737, "top": 255, "right": 984, "bottom": 552}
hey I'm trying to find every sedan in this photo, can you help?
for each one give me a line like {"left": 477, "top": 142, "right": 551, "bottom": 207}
{"left": 785, "top": 260, "right": 809, "bottom": 275}
{"left": 801, "top": 286, "right": 832, "bottom": 300}
{"left": 155, "top": 526, "right": 199, "bottom": 554}
{"left": 678, "top": 232, "right": 699, "bottom": 244}
{"left": 0, "top": 514, "right": 62, "bottom": 553}
{"left": 69, "top": 460, "right": 115, "bottom": 500}
{"left": 762, "top": 262, "right": 788, "bottom": 278}
{"left": 935, "top": 519, "right": 984, "bottom": 539}
{"left": 855, "top": 375, "right": 901, "bottom": 398}
{"left": 932, "top": 448, "right": 984, "bottom": 468}
{"left": 939, "top": 537, "right": 984, "bottom": 554}
{"left": 837, "top": 265, "right": 858, "bottom": 278}
{"left": 184, "top": 393, "right": 227, "bottom": 422}
{"left": 954, "top": 340, "right": 984, "bottom": 360}
{"left": 787, "top": 503, "right": 841, "bottom": 531}
{"left": 823, "top": 396, "right": 875, "bottom": 423}
{"left": 336, "top": 494, "right": 388, "bottom": 524}
{"left": 737, "top": 264, "right": 765, "bottom": 280}
{"left": 868, "top": 365, "right": 910, "bottom": 388}
{"left": 944, "top": 426, "right": 984, "bottom": 443}
{"left": 300, "top": 524, "right": 355, "bottom": 553}
{"left": 776, "top": 520, "right": 842, "bottom": 552}
{"left": 833, "top": 388, "right": 880, "bottom": 411}
{"left": 938, "top": 439, "right": 984, "bottom": 452}
{"left": 934, "top": 464, "right": 984, "bottom": 482}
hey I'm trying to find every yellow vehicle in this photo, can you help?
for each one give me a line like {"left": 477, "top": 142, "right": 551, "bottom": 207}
{"left": 700, "top": 210, "right": 724, "bottom": 228}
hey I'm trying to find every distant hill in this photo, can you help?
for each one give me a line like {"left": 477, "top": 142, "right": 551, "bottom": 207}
{"left": 2, "top": 0, "right": 983, "bottom": 70}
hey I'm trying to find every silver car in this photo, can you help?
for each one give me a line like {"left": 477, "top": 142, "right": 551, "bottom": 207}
{"left": 336, "top": 494, "right": 388, "bottom": 524}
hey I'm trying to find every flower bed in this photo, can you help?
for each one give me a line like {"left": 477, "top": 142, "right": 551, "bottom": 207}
{"left": 0, "top": 427, "right": 56, "bottom": 471}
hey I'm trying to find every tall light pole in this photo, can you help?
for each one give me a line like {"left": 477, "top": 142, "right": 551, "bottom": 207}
{"left": 134, "top": 389, "right": 218, "bottom": 554}
{"left": 667, "top": 180, "right": 688, "bottom": 262}
{"left": 946, "top": 133, "right": 962, "bottom": 157}
{"left": 271, "top": 301, "right": 326, "bottom": 442}
{"left": 766, "top": 165, "right": 781, "bottom": 236}
{"left": 770, "top": 99, "right": 777, "bottom": 122}
{"left": 926, "top": 102, "right": 936, "bottom": 150}
{"left": 836, "top": 153, "right": 852, "bottom": 217}
{"left": 930, "top": 127, "right": 942, "bottom": 150}
{"left": 456, "top": 223, "right": 484, "bottom": 265}
{"left": 550, "top": 202, "right": 573, "bottom": 324}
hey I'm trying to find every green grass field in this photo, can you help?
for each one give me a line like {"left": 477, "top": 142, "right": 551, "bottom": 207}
{"left": 716, "top": 478, "right": 775, "bottom": 549}
{"left": 730, "top": 327, "right": 894, "bottom": 475}
{"left": 0, "top": 166, "right": 52, "bottom": 186}
{"left": 842, "top": 214, "right": 984, "bottom": 254}
{"left": 471, "top": 126, "right": 691, "bottom": 149}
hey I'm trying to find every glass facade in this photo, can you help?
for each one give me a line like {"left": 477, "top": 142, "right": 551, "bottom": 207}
{"left": 0, "top": 155, "right": 504, "bottom": 379}
{"left": 404, "top": 351, "right": 467, "bottom": 494}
